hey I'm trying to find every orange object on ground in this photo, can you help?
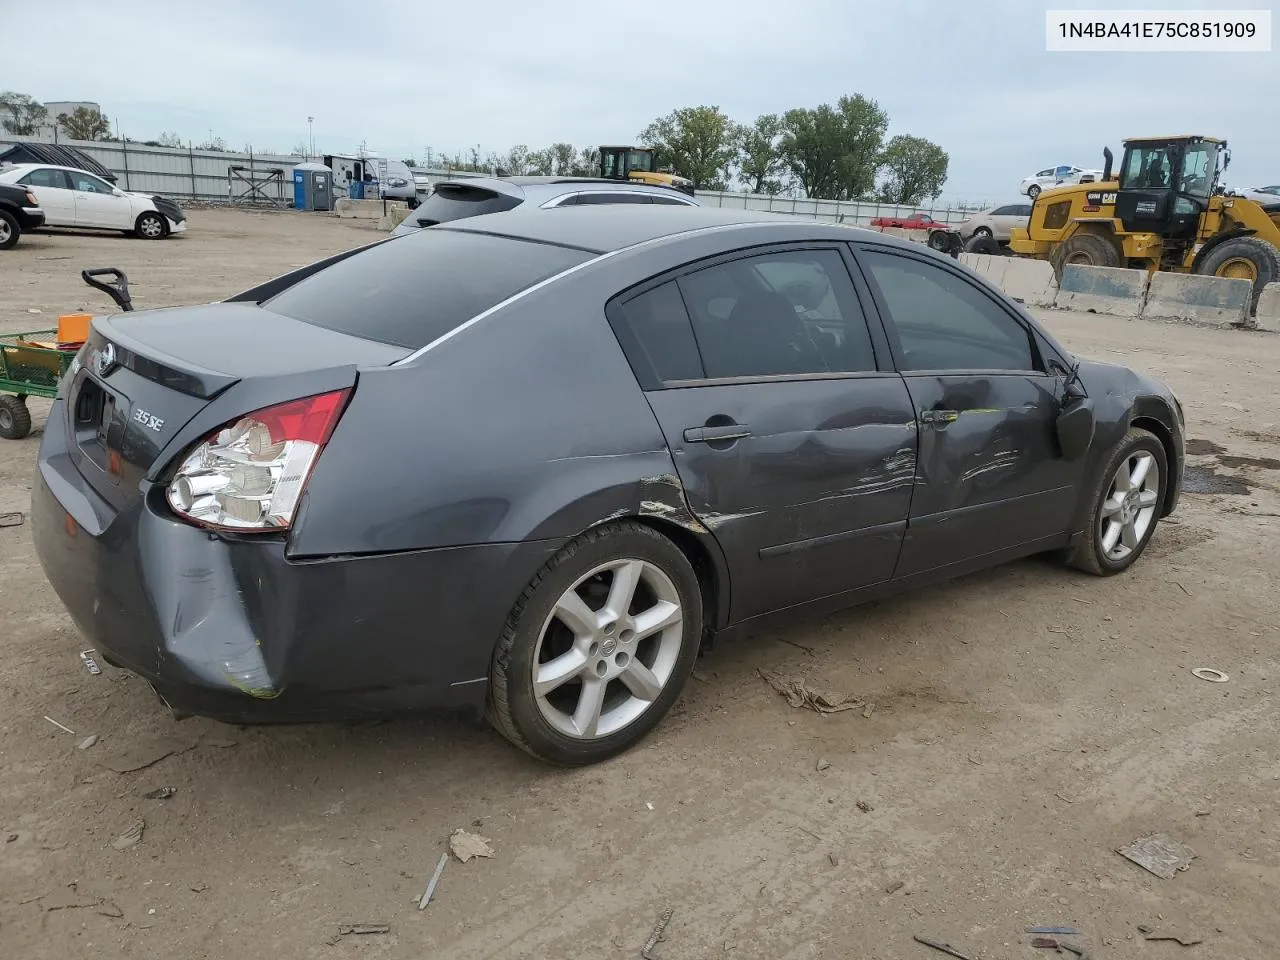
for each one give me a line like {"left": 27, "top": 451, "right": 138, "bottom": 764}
{"left": 56, "top": 313, "right": 91, "bottom": 346}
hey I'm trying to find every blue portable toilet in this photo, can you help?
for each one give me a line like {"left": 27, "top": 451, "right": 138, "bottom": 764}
{"left": 291, "top": 162, "right": 334, "bottom": 211}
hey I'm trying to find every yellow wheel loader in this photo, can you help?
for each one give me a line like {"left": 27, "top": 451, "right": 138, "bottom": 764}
{"left": 597, "top": 146, "right": 695, "bottom": 196}
{"left": 1007, "top": 135, "right": 1280, "bottom": 310}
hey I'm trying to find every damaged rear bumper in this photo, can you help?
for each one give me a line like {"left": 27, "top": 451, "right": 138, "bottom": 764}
{"left": 31, "top": 400, "right": 563, "bottom": 722}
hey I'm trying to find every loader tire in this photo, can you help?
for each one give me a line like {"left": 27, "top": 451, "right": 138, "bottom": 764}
{"left": 1050, "top": 233, "right": 1122, "bottom": 281}
{"left": 1195, "top": 236, "right": 1280, "bottom": 314}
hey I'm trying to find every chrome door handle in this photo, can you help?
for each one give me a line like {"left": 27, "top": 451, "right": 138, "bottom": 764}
{"left": 684, "top": 423, "right": 751, "bottom": 443}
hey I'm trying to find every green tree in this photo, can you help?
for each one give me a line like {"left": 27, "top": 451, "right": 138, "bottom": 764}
{"left": 58, "top": 106, "right": 111, "bottom": 141}
{"left": 503, "top": 144, "right": 531, "bottom": 175}
{"left": 0, "top": 91, "right": 48, "bottom": 136}
{"left": 403, "top": 157, "right": 417, "bottom": 168}
{"left": 639, "top": 105, "right": 736, "bottom": 190}
{"left": 573, "top": 146, "right": 600, "bottom": 177}
{"left": 527, "top": 147, "right": 554, "bottom": 176}
{"left": 779, "top": 94, "right": 888, "bottom": 200}
{"left": 157, "top": 131, "right": 184, "bottom": 148}
{"left": 876, "top": 135, "right": 949, "bottom": 204}
{"left": 733, "top": 114, "right": 786, "bottom": 195}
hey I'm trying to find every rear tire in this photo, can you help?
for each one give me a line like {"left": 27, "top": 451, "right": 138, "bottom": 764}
{"left": 972, "top": 226, "right": 993, "bottom": 239}
{"left": 0, "top": 396, "right": 32, "bottom": 440}
{"left": 1050, "top": 233, "right": 1121, "bottom": 281}
{"left": 1066, "top": 427, "right": 1167, "bottom": 576}
{"left": 134, "top": 212, "right": 166, "bottom": 240}
{"left": 1195, "top": 236, "right": 1280, "bottom": 314}
{"left": 964, "top": 234, "right": 1004, "bottom": 256}
{"left": 487, "top": 521, "right": 703, "bottom": 765}
{"left": 0, "top": 210, "right": 20, "bottom": 250}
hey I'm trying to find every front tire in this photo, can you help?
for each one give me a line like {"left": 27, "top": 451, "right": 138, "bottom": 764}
{"left": 972, "top": 226, "right": 993, "bottom": 239}
{"left": 0, "top": 210, "right": 20, "bottom": 250}
{"left": 1195, "top": 236, "right": 1280, "bottom": 313}
{"left": 487, "top": 522, "right": 703, "bottom": 765}
{"left": 1067, "top": 427, "right": 1167, "bottom": 576}
{"left": 1027, "top": 184, "right": 1041, "bottom": 200}
{"left": 134, "top": 212, "right": 166, "bottom": 240}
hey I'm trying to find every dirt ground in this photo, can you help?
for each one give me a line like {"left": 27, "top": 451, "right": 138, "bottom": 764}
{"left": 1, "top": 209, "right": 1278, "bottom": 960}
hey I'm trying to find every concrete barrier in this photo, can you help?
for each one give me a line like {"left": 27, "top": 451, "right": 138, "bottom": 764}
{"left": 334, "top": 198, "right": 408, "bottom": 220}
{"left": 959, "top": 253, "right": 1058, "bottom": 307}
{"left": 960, "top": 252, "right": 1010, "bottom": 288}
{"left": 1254, "top": 282, "right": 1280, "bottom": 331}
{"left": 1054, "top": 264, "right": 1150, "bottom": 317}
{"left": 376, "top": 206, "right": 412, "bottom": 231}
{"left": 1141, "top": 272, "right": 1251, "bottom": 326}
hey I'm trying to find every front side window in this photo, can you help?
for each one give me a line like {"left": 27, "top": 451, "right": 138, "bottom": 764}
{"left": 859, "top": 249, "right": 1037, "bottom": 373}
{"left": 72, "top": 173, "right": 114, "bottom": 194}
{"left": 1122, "top": 146, "right": 1173, "bottom": 189}
{"left": 675, "top": 249, "right": 878, "bottom": 379}
{"left": 18, "top": 168, "right": 71, "bottom": 189}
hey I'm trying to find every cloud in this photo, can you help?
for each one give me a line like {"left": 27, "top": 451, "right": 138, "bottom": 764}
{"left": 7, "top": 0, "right": 1275, "bottom": 201}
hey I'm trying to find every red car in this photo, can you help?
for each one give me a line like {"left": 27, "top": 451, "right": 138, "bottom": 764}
{"left": 869, "top": 212, "right": 939, "bottom": 230}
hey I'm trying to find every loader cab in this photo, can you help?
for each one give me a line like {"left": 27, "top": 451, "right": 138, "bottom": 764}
{"left": 1114, "top": 136, "right": 1225, "bottom": 240}
{"left": 599, "top": 146, "right": 658, "bottom": 181}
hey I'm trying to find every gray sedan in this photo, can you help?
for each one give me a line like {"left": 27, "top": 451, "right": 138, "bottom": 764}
{"left": 32, "top": 206, "right": 1185, "bottom": 765}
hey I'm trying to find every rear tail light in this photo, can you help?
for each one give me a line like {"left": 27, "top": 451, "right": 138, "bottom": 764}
{"left": 166, "top": 389, "right": 350, "bottom": 532}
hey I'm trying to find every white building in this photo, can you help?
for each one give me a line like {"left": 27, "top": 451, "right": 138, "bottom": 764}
{"left": 35, "top": 101, "right": 105, "bottom": 140}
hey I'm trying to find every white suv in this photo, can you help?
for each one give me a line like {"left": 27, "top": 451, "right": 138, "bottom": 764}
{"left": 0, "top": 163, "right": 186, "bottom": 239}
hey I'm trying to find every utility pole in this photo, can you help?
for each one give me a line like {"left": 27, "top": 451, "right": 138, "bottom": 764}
{"left": 307, "top": 116, "right": 314, "bottom": 158}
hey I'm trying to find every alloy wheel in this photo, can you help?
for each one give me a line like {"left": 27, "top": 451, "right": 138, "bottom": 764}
{"left": 1099, "top": 451, "right": 1161, "bottom": 562}
{"left": 532, "top": 558, "right": 684, "bottom": 740}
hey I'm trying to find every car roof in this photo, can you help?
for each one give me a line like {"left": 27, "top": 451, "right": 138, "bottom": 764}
{"left": 434, "top": 204, "right": 894, "bottom": 256}
{"left": 432, "top": 175, "right": 693, "bottom": 202}
{"left": 0, "top": 162, "right": 105, "bottom": 175}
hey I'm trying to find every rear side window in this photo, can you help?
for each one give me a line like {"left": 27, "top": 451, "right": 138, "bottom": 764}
{"left": 410, "top": 184, "right": 521, "bottom": 226}
{"left": 574, "top": 192, "right": 654, "bottom": 205}
{"left": 263, "top": 230, "right": 592, "bottom": 349}
{"left": 611, "top": 282, "right": 704, "bottom": 384}
{"left": 19, "top": 168, "right": 72, "bottom": 189}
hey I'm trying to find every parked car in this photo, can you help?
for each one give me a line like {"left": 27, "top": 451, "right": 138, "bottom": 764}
{"left": 0, "top": 180, "right": 45, "bottom": 249}
{"left": 956, "top": 203, "right": 1033, "bottom": 242}
{"left": 1019, "top": 165, "right": 1104, "bottom": 200}
{"left": 0, "top": 164, "right": 185, "bottom": 239}
{"left": 1225, "top": 184, "right": 1280, "bottom": 207}
{"left": 31, "top": 207, "right": 1185, "bottom": 765}
{"left": 869, "top": 211, "right": 939, "bottom": 230}
{"left": 390, "top": 176, "right": 699, "bottom": 237}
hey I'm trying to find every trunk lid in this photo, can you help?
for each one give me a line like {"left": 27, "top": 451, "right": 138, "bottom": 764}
{"left": 65, "top": 303, "right": 409, "bottom": 512}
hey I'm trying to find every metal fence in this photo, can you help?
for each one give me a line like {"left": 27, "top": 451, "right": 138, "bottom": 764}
{"left": 0, "top": 134, "right": 988, "bottom": 222}
{"left": 0, "top": 134, "right": 304, "bottom": 204}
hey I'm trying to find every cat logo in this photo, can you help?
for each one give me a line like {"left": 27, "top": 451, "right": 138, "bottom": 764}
{"left": 1085, "top": 191, "right": 1117, "bottom": 206}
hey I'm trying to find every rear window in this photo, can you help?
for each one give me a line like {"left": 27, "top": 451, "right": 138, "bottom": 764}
{"left": 410, "top": 184, "right": 521, "bottom": 227}
{"left": 263, "top": 230, "right": 592, "bottom": 349}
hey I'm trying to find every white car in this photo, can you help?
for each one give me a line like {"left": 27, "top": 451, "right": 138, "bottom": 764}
{"left": 0, "top": 163, "right": 186, "bottom": 239}
{"left": 1226, "top": 184, "right": 1280, "bottom": 206}
{"left": 956, "top": 202, "right": 1033, "bottom": 241}
{"left": 1018, "top": 164, "right": 1104, "bottom": 200}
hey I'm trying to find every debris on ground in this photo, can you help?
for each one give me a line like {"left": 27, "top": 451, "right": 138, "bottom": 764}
{"left": 79, "top": 650, "right": 102, "bottom": 675}
{"left": 143, "top": 786, "right": 177, "bottom": 800}
{"left": 756, "top": 668, "right": 863, "bottom": 714}
{"left": 1031, "top": 938, "right": 1060, "bottom": 949}
{"left": 816, "top": 758, "right": 831, "bottom": 771}
{"left": 913, "top": 934, "right": 976, "bottom": 959}
{"left": 418, "top": 852, "right": 448, "bottom": 909}
{"left": 189, "top": 882, "right": 208, "bottom": 893}
{"left": 1191, "top": 667, "right": 1229, "bottom": 683}
{"left": 448, "top": 828, "right": 494, "bottom": 863}
{"left": 856, "top": 800, "right": 874, "bottom": 813}
{"left": 197, "top": 736, "right": 238, "bottom": 749}
{"left": 640, "top": 906, "right": 674, "bottom": 960}
{"left": 862, "top": 702, "right": 876, "bottom": 719}
{"left": 0, "top": 512, "right": 25, "bottom": 528}
{"left": 885, "top": 880, "right": 905, "bottom": 894}
{"left": 1057, "top": 942, "right": 1089, "bottom": 959}
{"left": 44, "top": 716, "right": 75, "bottom": 735}
{"left": 111, "top": 818, "right": 145, "bottom": 850}
{"left": 97, "top": 901, "right": 124, "bottom": 918}
{"left": 98, "top": 736, "right": 196, "bottom": 773}
{"left": 1027, "top": 926, "right": 1080, "bottom": 935}
{"left": 828, "top": 853, "right": 840, "bottom": 867}
{"left": 1118, "top": 833, "right": 1197, "bottom": 879}
{"left": 333, "top": 923, "right": 389, "bottom": 938}
{"left": 1144, "top": 932, "right": 1204, "bottom": 946}
{"left": 691, "top": 669, "right": 710, "bottom": 682}
{"left": 76, "top": 735, "right": 99, "bottom": 751}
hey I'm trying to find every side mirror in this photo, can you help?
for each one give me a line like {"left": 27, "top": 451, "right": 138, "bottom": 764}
{"left": 1056, "top": 396, "right": 1095, "bottom": 461}
{"left": 112, "top": 188, "right": 124, "bottom": 197}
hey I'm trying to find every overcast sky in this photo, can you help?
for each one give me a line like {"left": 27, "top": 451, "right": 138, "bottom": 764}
{"left": 7, "top": 0, "right": 1276, "bottom": 203}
